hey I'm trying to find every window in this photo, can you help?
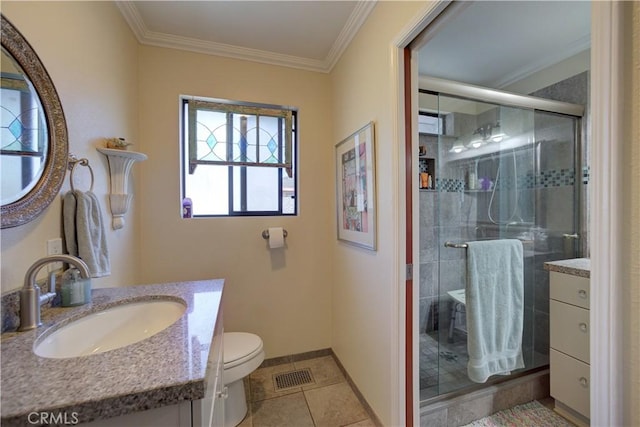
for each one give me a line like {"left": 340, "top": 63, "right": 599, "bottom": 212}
{"left": 182, "top": 97, "right": 297, "bottom": 216}
{"left": 418, "top": 112, "right": 445, "bottom": 135}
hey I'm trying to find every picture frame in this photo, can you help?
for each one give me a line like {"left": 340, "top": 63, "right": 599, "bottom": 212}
{"left": 335, "top": 121, "right": 376, "bottom": 250}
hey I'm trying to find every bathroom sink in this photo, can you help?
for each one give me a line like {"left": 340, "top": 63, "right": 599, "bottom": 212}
{"left": 34, "top": 299, "right": 186, "bottom": 359}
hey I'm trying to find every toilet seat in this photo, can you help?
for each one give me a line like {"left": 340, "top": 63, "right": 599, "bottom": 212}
{"left": 224, "top": 332, "right": 264, "bottom": 369}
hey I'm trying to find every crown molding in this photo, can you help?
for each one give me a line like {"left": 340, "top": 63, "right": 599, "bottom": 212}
{"left": 115, "top": 1, "right": 145, "bottom": 38}
{"left": 490, "top": 34, "right": 591, "bottom": 89}
{"left": 325, "top": 0, "right": 377, "bottom": 71}
{"left": 116, "top": 0, "right": 376, "bottom": 74}
{"left": 138, "top": 29, "right": 328, "bottom": 72}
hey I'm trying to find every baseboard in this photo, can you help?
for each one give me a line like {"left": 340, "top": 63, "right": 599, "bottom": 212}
{"left": 259, "top": 348, "right": 333, "bottom": 368}
{"left": 330, "top": 349, "right": 384, "bottom": 427}
{"left": 554, "top": 401, "right": 590, "bottom": 427}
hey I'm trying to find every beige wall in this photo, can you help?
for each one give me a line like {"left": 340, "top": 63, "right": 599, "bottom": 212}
{"left": 3, "top": 2, "right": 637, "bottom": 425}
{"left": 1, "top": 2, "right": 140, "bottom": 293}
{"left": 136, "top": 46, "right": 333, "bottom": 359}
{"left": 330, "top": 2, "right": 426, "bottom": 425}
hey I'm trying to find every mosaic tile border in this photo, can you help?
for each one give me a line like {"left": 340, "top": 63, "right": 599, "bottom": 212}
{"left": 432, "top": 167, "right": 589, "bottom": 193}
{"left": 582, "top": 166, "right": 590, "bottom": 184}
{"left": 536, "top": 168, "right": 576, "bottom": 188}
{"left": 436, "top": 178, "right": 465, "bottom": 192}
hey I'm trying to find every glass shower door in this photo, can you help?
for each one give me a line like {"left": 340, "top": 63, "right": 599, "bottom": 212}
{"left": 417, "top": 89, "right": 581, "bottom": 402}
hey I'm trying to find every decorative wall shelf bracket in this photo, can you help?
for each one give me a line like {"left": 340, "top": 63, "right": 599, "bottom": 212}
{"left": 97, "top": 147, "right": 147, "bottom": 230}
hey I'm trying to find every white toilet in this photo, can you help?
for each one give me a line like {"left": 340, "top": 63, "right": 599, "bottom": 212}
{"left": 223, "top": 332, "right": 265, "bottom": 427}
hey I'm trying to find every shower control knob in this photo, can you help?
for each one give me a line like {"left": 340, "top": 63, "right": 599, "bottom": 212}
{"left": 579, "top": 322, "right": 588, "bottom": 332}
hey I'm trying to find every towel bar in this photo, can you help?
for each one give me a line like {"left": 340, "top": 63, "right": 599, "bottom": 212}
{"left": 444, "top": 239, "right": 533, "bottom": 249}
{"left": 444, "top": 241, "right": 469, "bottom": 249}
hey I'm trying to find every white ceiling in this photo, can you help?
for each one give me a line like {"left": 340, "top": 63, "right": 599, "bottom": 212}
{"left": 417, "top": 1, "right": 591, "bottom": 89}
{"left": 117, "top": 1, "right": 591, "bottom": 84}
{"left": 116, "top": 0, "right": 376, "bottom": 73}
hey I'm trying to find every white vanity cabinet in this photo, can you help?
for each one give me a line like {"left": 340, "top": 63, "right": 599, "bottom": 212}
{"left": 549, "top": 269, "right": 590, "bottom": 425}
{"left": 81, "top": 401, "right": 192, "bottom": 427}
{"left": 193, "top": 307, "right": 225, "bottom": 427}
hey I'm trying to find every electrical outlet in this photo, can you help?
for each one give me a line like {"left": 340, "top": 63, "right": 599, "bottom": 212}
{"left": 46, "top": 238, "right": 63, "bottom": 272}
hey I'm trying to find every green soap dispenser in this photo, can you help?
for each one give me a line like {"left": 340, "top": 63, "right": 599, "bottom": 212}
{"left": 61, "top": 267, "right": 92, "bottom": 307}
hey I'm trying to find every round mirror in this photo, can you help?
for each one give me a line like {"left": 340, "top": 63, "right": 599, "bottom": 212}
{"left": 1, "top": 15, "right": 68, "bottom": 228}
{"left": 1, "top": 47, "right": 49, "bottom": 204}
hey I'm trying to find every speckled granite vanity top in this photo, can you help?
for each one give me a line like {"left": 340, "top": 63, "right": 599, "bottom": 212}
{"left": 0, "top": 279, "right": 224, "bottom": 425}
{"left": 544, "top": 258, "right": 590, "bottom": 278}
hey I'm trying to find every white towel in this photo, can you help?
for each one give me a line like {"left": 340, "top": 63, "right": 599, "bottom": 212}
{"left": 63, "top": 190, "right": 110, "bottom": 278}
{"left": 465, "top": 239, "right": 524, "bottom": 383}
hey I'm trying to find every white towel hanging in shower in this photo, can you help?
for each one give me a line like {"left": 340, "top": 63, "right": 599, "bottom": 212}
{"left": 465, "top": 239, "right": 524, "bottom": 383}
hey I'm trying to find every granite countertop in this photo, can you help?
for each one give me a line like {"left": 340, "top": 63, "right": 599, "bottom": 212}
{"left": 0, "top": 279, "right": 224, "bottom": 426}
{"left": 544, "top": 258, "right": 590, "bottom": 278}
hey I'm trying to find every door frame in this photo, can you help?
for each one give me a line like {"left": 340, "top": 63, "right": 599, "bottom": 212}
{"left": 589, "top": 2, "right": 626, "bottom": 425}
{"left": 392, "top": 1, "right": 625, "bottom": 425}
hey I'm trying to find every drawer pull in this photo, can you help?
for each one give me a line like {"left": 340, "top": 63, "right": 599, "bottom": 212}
{"left": 579, "top": 322, "right": 588, "bottom": 332}
{"left": 579, "top": 377, "right": 589, "bottom": 388}
{"left": 578, "top": 289, "right": 587, "bottom": 299}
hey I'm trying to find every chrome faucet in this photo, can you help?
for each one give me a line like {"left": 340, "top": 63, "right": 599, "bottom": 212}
{"left": 18, "top": 255, "right": 90, "bottom": 332}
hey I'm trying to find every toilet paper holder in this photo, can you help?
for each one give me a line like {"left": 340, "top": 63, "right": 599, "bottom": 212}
{"left": 261, "top": 229, "right": 288, "bottom": 240}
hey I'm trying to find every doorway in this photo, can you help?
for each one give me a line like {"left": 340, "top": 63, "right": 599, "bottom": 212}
{"left": 398, "top": 3, "right": 621, "bottom": 419}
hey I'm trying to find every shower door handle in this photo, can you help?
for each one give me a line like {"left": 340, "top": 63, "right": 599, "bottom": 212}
{"left": 563, "top": 233, "right": 579, "bottom": 239}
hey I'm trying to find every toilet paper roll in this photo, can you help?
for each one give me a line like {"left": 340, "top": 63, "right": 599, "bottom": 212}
{"left": 268, "top": 227, "right": 285, "bottom": 249}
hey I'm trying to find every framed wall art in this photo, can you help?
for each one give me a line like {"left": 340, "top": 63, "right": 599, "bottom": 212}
{"left": 335, "top": 121, "right": 376, "bottom": 250}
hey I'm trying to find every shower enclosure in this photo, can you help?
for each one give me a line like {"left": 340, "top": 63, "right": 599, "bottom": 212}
{"left": 417, "top": 80, "right": 585, "bottom": 401}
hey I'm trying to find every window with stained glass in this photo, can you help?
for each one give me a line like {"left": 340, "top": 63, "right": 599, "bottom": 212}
{"left": 1, "top": 67, "right": 47, "bottom": 204}
{"left": 182, "top": 98, "right": 297, "bottom": 216}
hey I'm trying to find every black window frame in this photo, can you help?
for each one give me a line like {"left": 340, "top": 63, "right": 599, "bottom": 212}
{"left": 181, "top": 97, "right": 298, "bottom": 217}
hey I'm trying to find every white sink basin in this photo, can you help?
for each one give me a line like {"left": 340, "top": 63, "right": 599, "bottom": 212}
{"left": 34, "top": 299, "right": 186, "bottom": 359}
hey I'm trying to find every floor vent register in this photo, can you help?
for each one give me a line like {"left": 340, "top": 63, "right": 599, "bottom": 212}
{"left": 273, "top": 368, "right": 315, "bottom": 391}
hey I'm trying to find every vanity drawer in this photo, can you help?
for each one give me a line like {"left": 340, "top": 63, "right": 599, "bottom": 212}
{"left": 550, "top": 349, "right": 590, "bottom": 418}
{"left": 550, "top": 272, "right": 589, "bottom": 309}
{"left": 550, "top": 300, "right": 590, "bottom": 363}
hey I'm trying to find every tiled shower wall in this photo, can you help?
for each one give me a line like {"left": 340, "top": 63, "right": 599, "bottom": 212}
{"left": 418, "top": 71, "right": 589, "bottom": 390}
{"left": 531, "top": 71, "right": 590, "bottom": 258}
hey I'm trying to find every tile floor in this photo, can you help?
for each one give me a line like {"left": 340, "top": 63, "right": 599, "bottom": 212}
{"left": 238, "top": 355, "right": 377, "bottom": 427}
{"left": 419, "top": 331, "right": 471, "bottom": 400}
